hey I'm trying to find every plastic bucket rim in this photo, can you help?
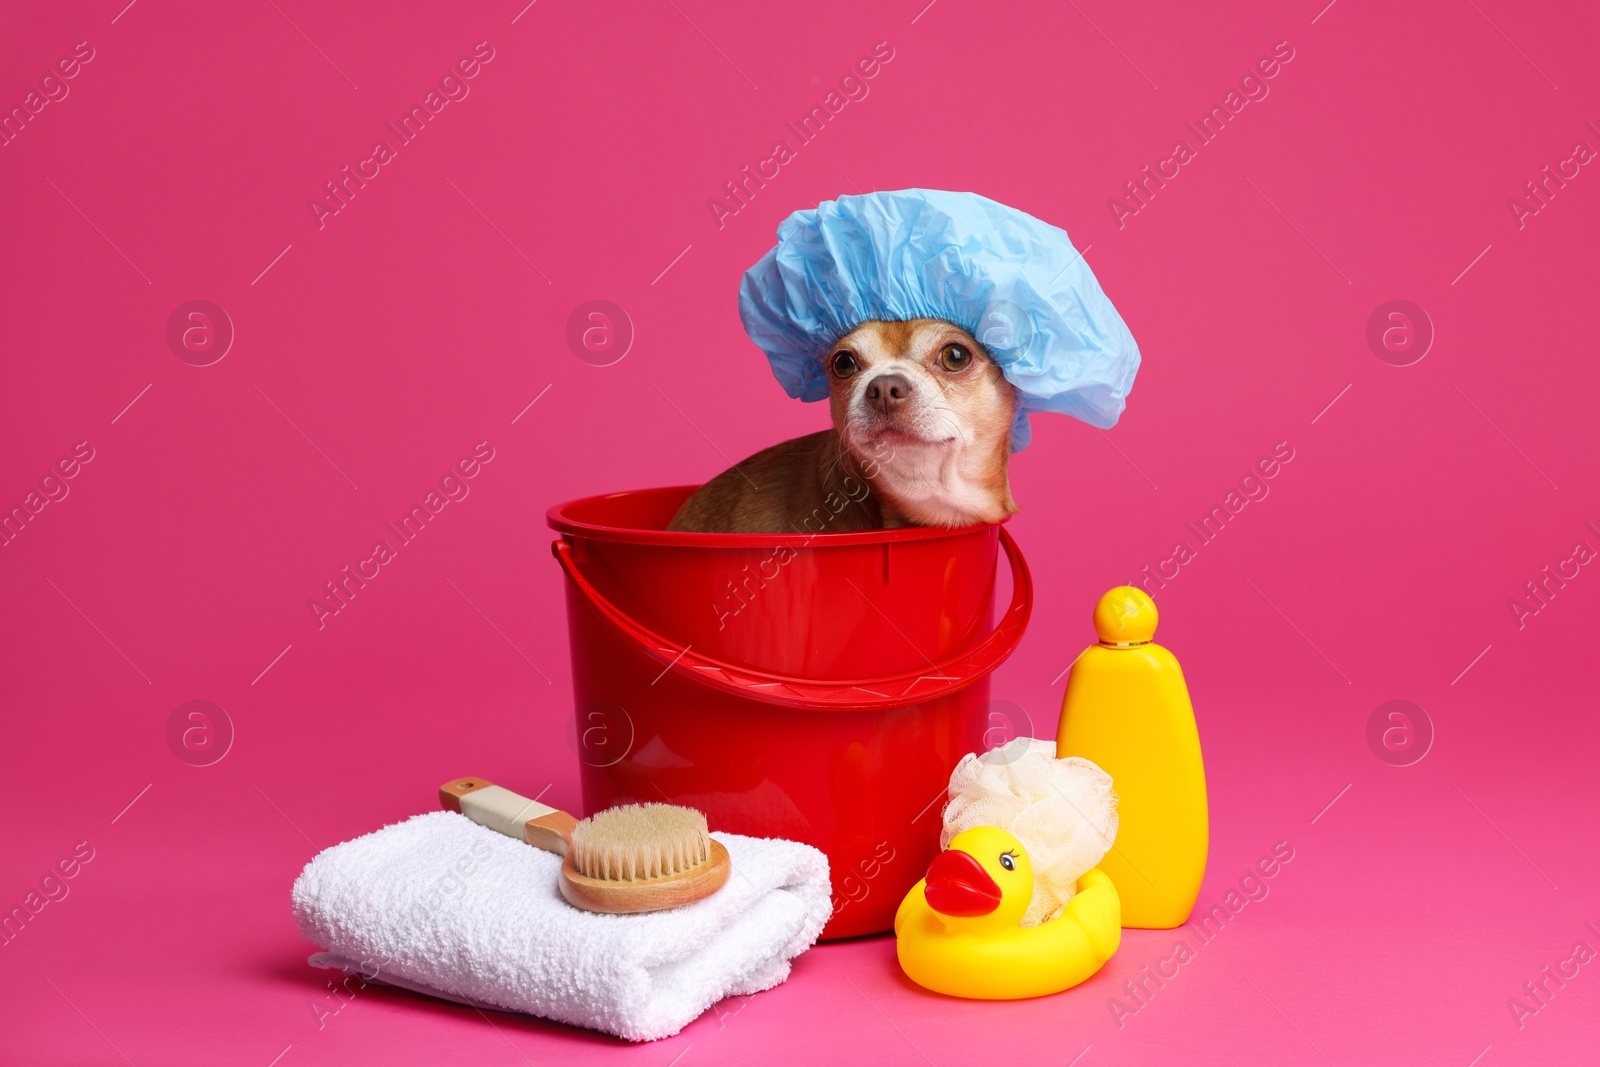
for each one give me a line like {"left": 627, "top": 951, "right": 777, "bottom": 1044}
{"left": 547, "top": 485, "right": 1011, "bottom": 548}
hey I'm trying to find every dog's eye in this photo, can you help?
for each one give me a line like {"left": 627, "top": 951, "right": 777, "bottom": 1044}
{"left": 939, "top": 344, "right": 972, "bottom": 372}
{"left": 831, "top": 350, "right": 858, "bottom": 379}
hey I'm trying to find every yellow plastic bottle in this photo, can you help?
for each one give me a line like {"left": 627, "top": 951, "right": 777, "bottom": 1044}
{"left": 1056, "top": 587, "right": 1207, "bottom": 928}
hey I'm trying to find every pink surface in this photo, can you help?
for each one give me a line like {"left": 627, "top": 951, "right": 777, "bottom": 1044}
{"left": 3, "top": 0, "right": 1598, "bottom": 1064}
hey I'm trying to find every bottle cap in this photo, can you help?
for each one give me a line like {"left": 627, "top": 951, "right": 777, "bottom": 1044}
{"left": 1094, "top": 586, "right": 1158, "bottom": 645}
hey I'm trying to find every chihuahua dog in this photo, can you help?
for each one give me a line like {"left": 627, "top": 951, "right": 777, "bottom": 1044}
{"left": 667, "top": 319, "right": 1017, "bottom": 534}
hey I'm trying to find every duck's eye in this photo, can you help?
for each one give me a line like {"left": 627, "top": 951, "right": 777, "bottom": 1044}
{"left": 939, "top": 344, "right": 972, "bottom": 372}
{"left": 831, "top": 350, "right": 858, "bottom": 379}
{"left": 998, "top": 852, "right": 1016, "bottom": 872}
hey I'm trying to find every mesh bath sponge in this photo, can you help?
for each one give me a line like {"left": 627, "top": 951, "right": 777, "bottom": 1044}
{"left": 940, "top": 737, "right": 1118, "bottom": 928}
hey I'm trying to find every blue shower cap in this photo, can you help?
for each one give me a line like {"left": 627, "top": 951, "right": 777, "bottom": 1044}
{"left": 738, "top": 189, "right": 1141, "bottom": 450}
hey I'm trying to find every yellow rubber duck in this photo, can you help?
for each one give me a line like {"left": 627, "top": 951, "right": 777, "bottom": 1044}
{"left": 894, "top": 826, "right": 1121, "bottom": 999}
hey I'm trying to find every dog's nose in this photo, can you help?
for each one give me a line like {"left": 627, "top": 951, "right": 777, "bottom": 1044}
{"left": 864, "top": 373, "right": 913, "bottom": 416}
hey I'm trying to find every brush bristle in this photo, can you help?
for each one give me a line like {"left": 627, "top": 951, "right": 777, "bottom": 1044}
{"left": 570, "top": 803, "right": 712, "bottom": 882}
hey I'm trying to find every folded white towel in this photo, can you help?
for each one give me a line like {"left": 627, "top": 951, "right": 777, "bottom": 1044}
{"left": 291, "top": 811, "right": 831, "bottom": 1042}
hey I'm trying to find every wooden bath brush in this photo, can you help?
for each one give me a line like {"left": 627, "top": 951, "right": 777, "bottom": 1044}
{"left": 438, "top": 777, "right": 731, "bottom": 914}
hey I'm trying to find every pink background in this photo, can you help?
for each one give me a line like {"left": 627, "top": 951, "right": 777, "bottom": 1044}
{"left": 3, "top": 0, "right": 1598, "bottom": 1063}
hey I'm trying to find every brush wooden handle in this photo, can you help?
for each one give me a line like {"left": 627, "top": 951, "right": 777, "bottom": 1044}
{"left": 439, "top": 776, "right": 731, "bottom": 915}
{"left": 439, "top": 777, "right": 578, "bottom": 857}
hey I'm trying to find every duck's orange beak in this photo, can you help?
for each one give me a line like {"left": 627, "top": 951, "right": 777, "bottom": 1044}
{"left": 923, "top": 849, "right": 1001, "bottom": 916}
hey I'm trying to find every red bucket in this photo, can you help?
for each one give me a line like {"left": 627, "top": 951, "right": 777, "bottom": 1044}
{"left": 547, "top": 486, "right": 1032, "bottom": 938}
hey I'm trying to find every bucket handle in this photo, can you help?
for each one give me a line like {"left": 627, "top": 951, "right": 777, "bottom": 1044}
{"left": 552, "top": 528, "right": 1032, "bottom": 711}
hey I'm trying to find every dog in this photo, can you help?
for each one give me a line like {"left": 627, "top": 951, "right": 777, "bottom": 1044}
{"left": 667, "top": 319, "right": 1018, "bottom": 534}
